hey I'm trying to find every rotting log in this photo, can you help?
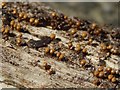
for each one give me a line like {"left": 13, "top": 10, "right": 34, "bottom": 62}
{"left": 0, "top": 2, "right": 120, "bottom": 88}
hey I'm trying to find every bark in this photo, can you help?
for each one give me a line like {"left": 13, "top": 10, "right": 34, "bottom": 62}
{"left": 0, "top": 2, "right": 120, "bottom": 89}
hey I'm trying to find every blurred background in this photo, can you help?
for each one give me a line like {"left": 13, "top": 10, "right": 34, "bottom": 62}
{"left": 46, "top": 2, "right": 119, "bottom": 27}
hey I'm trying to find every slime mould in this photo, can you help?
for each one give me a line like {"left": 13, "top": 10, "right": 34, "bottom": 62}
{"left": 1, "top": 2, "right": 120, "bottom": 88}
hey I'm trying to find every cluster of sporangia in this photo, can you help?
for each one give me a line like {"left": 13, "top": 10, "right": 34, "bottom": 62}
{"left": 44, "top": 33, "right": 65, "bottom": 61}
{"left": 1, "top": 2, "right": 119, "bottom": 86}
{"left": 93, "top": 66, "right": 119, "bottom": 86}
{"left": 41, "top": 61, "right": 56, "bottom": 75}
